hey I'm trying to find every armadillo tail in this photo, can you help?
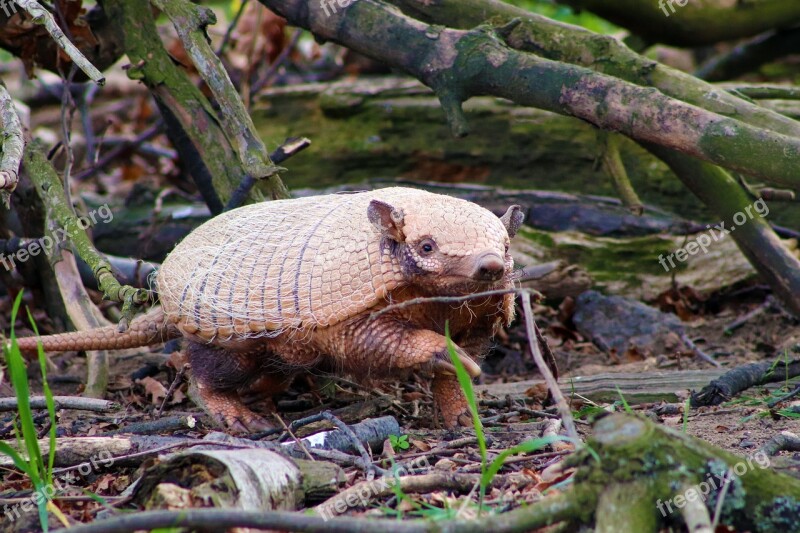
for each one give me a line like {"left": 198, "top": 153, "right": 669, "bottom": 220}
{"left": 14, "top": 307, "right": 181, "bottom": 354}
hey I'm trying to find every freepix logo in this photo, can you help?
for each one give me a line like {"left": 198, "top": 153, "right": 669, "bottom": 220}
{"left": 4, "top": 450, "right": 114, "bottom": 523}
{"left": 659, "top": 0, "right": 689, "bottom": 17}
{"left": 319, "top": 0, "right": 359, "bottom": 17}
{"left": 0, "top": 0, "right": 18, "bottom": 17}
{"left": 0, "top": 204, "right": 114, "bottom": 271}
{"left": 657, "top": 197, "right": 769, "bottom": 273}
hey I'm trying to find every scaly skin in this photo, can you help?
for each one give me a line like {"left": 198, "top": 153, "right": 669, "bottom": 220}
{"left": 15, "top": 308, "right": 181, "bottom": 354}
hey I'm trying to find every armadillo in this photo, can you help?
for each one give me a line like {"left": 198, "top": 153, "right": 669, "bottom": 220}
{"left": 17, "top": 187, "right": 524, "bottom": 431}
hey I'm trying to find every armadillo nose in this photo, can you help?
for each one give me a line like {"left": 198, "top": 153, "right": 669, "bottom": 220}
{"left": 474, "top": 253, "right": 505, "bottom": 282}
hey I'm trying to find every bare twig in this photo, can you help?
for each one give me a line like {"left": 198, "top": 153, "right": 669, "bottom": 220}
{"left": 679, "top": 332, "right": 721, "bottom": 368}
{"left": 216, "top": 0, "right": 250, "bottom": 55}
{"left": 369, "top": 288, "right": 540, "bottom": 321}
{"left": 54, "top": 489, "right": 587, "bottom": 533}
{"left": 102, "top": 416, "right": 197, "bottom": 436}
{"left": 316, "top": 471, "right": 531, "bottom": 519}
{"left": 59, "top": 64, "right": 79, "bottom": 209}
{"left": 224, "top": 136, "right": 311, "bottom": 210}
{"left": 767, "top": 385, "right": 800, "bottom": 409}
{"left": 520, "top": 292, "right": 579, "bottom": 442}
{"left": 723, "top": 298, "right": 772, "bottom": 335}
{"left": 0, "top": 396, "right": 117, "bottom": 413}
{"left": 250, "top": 28, "right": 304, "bottom": 96}
{"left": 15, "top": 0, "right": 105, "bottom": 85}
{"left": 156, "top": 364, "right": 190, "bottom": 419}
{"left": 275, "top": 413, "right": 316, "bottom": 462}
{"left": 710, "top": 469, "right": 734, "bottom": 531}
{"left": 74, "top": 122, "right": 163, "bottom": 181}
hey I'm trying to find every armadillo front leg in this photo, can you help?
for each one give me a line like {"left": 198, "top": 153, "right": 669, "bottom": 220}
{"left": 315, "top": 315, "right": 480, "bottom": 428}
{"left": 432, "top": 375, "right": 473, "bottom": 428}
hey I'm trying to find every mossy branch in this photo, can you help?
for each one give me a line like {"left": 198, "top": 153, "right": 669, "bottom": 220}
{"left": 645, "top": 144, "right": 800, "bottom": 315}
{"left": 389, "top": 0, "right": 800, "bottom": 140}
{"left": 15, "top": 0, "right": 105, "bottom": 84}
{"left": 102, "top": 0, "right": 282, "bottom": 210}
{"left": 23, "top": 142, "right": 149, "bottom": 323}
{"left": 598, "top": 132, "right": 642, "bottom": 215}
{"left": 555, "top": 0, "right": 800, "bottom": 47}
{"left": 571, "top": 414, "right": 800, "bottom": 531}
{"left": 153, "top": 0, "right": 288, "bottom": 200}
{"left": 259, "top": 0, "right": 800, "bottom": 190}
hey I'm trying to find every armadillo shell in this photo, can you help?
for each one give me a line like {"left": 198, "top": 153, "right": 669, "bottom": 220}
{"left": 156, "top": 187, "right": 508, "bottom": 342}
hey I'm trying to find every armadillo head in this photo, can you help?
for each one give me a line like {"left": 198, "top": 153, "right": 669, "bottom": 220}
{"left": 368, "top": 197, "right": 524, "bottom": 296}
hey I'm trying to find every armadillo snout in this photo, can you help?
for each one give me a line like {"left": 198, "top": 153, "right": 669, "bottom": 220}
{"left": 473, "top": 252, "right": 506, "bottom": 282}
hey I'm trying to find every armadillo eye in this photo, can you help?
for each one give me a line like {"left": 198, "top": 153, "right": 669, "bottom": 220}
{"left": 419, "top": 239, "right": 436, "bottom": 255}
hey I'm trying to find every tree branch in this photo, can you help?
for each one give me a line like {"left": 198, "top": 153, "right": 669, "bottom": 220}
{"left": 153, "top": 0, "right": 287, "bottom": 199}
{"left": 556, "top": 0, "right": 800, "bottom": 47}
{"left": 15, "top": 0, "right": 105, "bottom": 84}
{"left": 259, "top": 0, "right": 800, "bottom": 189}
{"left": 389, "top": 0, "right": 800, "bottom": 140}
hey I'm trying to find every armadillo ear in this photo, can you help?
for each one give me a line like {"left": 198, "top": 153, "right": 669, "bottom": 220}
{"left": 368, "top": 200, "right": 406, "bottom": 242}
{"left": 500, "top": 205, "right": 524, "bottom": 238}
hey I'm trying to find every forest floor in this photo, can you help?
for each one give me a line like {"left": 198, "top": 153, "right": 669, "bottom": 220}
{"left": 2, "top": 283, "right": 798, "bottom": 527}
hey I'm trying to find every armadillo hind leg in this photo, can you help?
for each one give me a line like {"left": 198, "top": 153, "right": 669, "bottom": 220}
{"left": 239, "top": 371, "right": 296, "bottom": 410}
{"left": 186, "top": 342, "right": 275, "bottom": 432}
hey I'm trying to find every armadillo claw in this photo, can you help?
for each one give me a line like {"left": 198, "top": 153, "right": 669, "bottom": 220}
{"left": 214, "top": 411, "right": 275, "bottom": 434}
{"left": 433, "top": 350, "right": 482, "bottom": 379}
{"left": 200, "top": 390, "right": 275, "bottom": 433}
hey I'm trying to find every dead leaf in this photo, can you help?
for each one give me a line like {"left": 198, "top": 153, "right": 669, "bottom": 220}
{"left": 525, "top": 383, "right": 549, "bottom": 402}
{"left": 402, "top": 392, "right": 426, "bottom": 401}
{"left": 138, "top": 376, "right": 167, "bottom": 405}
{"left": 94, "top": 474, "right": 115, "bottom": 492}
{"left": 433, "top": 458, "right": 457, "bottom": 471}
{"left": 409, "top": 439, "right": 431, "bottom": 452}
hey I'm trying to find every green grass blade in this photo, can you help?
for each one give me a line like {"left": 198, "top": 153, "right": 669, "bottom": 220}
{"left": 0, "top": 441, "right": 33, "bottom": 475}
{"left": 444, "top": 322, "right": 486, "bottom": 464}
{"left": 3, "top": 292, "right": 50, "bottom": 531}
{"left": 27, "top": 308, "right": 57, "bottom": 484}
{"left": 481, "top": 435, "right": 566, "bottom": 489}
{"left": 5, "top": 292, "right": 44, "bottom": 487}
{"left": 445, "top": 322, "right": 490, "bottom": 509}
{"left": 615, "top": 385, "right": 634, "bottom": 414}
